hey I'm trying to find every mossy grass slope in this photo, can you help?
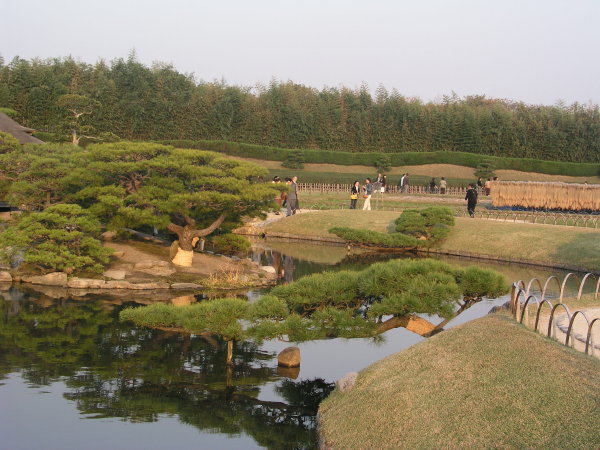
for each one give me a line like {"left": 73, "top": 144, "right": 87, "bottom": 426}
{"left": 318, "top": 314, "right": 600, "bottom": 449}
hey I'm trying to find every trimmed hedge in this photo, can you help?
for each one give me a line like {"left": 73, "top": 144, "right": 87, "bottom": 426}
{"left": 161, "top": 139, "right": 600, "bottom": 177}
{"left": 328, "top": 227, "right": 418, "bottom": 249}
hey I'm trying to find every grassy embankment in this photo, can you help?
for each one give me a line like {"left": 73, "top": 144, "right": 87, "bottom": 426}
{"left": 238, "top": 157, "right": 600, "bottom": 186}
{"left": 318, "top": 314, "right": 600, "bottom": 449}
{"left": 264, "top": 210, "right": 600, "bottom": 272}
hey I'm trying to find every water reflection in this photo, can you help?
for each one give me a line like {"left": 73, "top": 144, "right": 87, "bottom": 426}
{"left": 0, "top": 240, "right": 592, "bottom": 449}
{"left": 0, "top": 290, "right": 332, "bottom": 449}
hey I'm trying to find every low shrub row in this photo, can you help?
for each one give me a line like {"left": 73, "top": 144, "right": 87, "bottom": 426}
{"left": 161, "top": 139, "right": 600, "bottom": 177}
{"left": 328, "top": 227, "right": 418, "bottom": 249}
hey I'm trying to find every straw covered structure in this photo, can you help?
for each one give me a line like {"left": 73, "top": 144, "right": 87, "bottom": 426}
{"left": 491, "top": 181, "right": 600, "bottom": 211}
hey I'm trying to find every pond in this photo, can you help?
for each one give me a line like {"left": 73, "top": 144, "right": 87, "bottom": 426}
{"left": 0, "top": 240, "right": 590, "bottom": 450}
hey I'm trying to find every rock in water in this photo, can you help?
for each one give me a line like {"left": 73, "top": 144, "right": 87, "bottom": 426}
{"left": 277, "top": 346, "right": 301, "bottom": 367}
{"left": 336, "top": 372, "right": 358, "bottom": 393}
{"left": 0, "top": 271, "right": 12, "bottom": 283}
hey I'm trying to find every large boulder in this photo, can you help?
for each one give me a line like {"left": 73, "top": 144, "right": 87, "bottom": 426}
{"left": 277, "top": 346, "right": 301, "bottom": 368}
{"left": 103, "top": 269, "right": 126, "bottom": 280}
{"left": 0, "top": 271, "right": 12, "bottom": 283}
{"left": 22, "top": 272, "right": 68, "bottom": 286}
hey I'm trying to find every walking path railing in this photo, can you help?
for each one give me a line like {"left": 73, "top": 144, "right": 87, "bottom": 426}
{"left": 298, "top": 183, "right": 471, "bottom": 196}
{"left": 456, "top": 210, "right": 600, "bottom": 228}
{"left": 510, "top": 273, "right": 600, "bottom": 356}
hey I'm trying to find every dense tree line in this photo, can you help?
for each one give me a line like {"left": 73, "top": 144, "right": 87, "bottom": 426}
{"left": 1, "top": 54, "right": 599, "bottom": 162}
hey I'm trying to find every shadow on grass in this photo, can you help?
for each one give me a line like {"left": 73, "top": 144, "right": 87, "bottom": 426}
{"left": 552, "top": 233, "right": 600, "bottom": 272}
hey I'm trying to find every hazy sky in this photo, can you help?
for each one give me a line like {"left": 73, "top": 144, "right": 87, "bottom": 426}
{"left": 2, "top": 0, "right": 599, "bottom": 105}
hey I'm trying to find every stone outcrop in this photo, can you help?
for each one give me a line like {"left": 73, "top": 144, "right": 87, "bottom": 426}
{"left": 22, "top": 272, "right": 68, "bottom": 287}
{"left": 335, "top": 372, "right": 358, "bottom": 393}
{"left": 103, "top": 269, "right": 126, "bottom": 280}
{"left": 277, "top": 346, "right": 301, "bottom": 367}
{"left": 67, "top": 278, "right": 107, "bottom": 289}
{"left": 261, "top": 265, "right": 276, "bottom": 274}
{"left": 0, "top": 271, "right": 12, "bottom": 283}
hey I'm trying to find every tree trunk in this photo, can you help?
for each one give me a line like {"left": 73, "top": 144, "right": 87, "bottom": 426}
{"left": 376, "top": 315, "right": 437, "bottom": 337}
{"left": 168, "top": 214, "right": 226, "bottom": 267}
{"left": 226, "top": 340, "right": 233, "bottom": 366}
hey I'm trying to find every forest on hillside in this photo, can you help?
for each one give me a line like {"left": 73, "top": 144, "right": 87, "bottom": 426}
{"left": 1, "top": 54, "right": 599, "bottom": 162}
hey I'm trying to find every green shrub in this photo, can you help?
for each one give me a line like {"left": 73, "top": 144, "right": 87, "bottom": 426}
{"left": 0, "top": 131, "right": 20, "bottom": 154}
{"left": 395, "top": 207, "right": 455, "bottom": 247}
{"left": 210, "top": 233, "right": 251, "bottom": 256}
{"left": 0, "top": 204, "right": 113, "bottom": 274}
{"left": 282, "top": 151, "right": 305, "bottom": 169}
{"left": 161, "top": 139, "right": 600, "bottom": 177}
{"left": 328, "top": 227, "right": 419, "bottom": 249}
{"left": 0, "top": 107, "right": 17, "bottom": 118}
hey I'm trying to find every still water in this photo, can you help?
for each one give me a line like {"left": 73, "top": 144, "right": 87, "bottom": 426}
{"left": 0, "top": 240, "right": 588, "bottom": 450}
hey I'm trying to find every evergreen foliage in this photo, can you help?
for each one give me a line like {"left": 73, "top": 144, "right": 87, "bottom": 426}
{"left": 281, "top": 151, "right": 306, "bottom": 169}
{"left": 329, "top": 207, "right": 454, "bottom": 249}
{"left": 121, "top": 258, "right": 508, "bottom": 344}
{"left": 474, "top": 160, "right": 496, "bottom": 179}
{"left": 394, "top": 207, "right": 455, "bottom": 247}
{"left": 374, "top": 154, "right": 392, "bottom": 173}
{"left": 328, "top": 227, "right": 419, "bottom": 249}
{"left": 163, "top": 140, "right": 600, "bottom": 177}
{"left": 0, "top": 204, "right": 112, "bottom": 273}
{"left": 210, "top": 233, "right": 251, "bottom": 256}
{"left": 0, "top": 141, "right": 281, "bottom": 253}
{"left": 2, "top": 56, "right": 600, "bottom": 163}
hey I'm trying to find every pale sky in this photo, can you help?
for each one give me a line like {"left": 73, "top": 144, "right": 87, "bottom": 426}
{"left": 2, "top": 0, "right": 599, "bottom": 105}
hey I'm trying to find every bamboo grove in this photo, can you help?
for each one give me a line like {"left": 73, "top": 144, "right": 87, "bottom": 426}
{"left": 1, "top": 54, "right": 600, "bottom": 162}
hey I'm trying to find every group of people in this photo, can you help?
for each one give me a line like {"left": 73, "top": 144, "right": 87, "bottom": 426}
{"left": 350, "top": 179, "right": 374, "bottom": 210}
{"left": 272, "top": 176, "right": 299, "bottom": 216}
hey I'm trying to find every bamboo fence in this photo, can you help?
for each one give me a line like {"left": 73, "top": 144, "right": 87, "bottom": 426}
{"left": 492, "top": 181, "right": 600, "bottom": 211}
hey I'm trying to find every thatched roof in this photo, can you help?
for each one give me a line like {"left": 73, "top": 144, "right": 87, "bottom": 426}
{"left": 0, "top": 111, "right": 44, "bottom": 144}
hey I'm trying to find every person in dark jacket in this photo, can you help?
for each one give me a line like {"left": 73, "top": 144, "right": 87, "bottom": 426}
{"left": 350, "top": 181, "right": 360, "bottom": 209}
{"left": 465, "top": 183, "right": 478, "bottom": 217}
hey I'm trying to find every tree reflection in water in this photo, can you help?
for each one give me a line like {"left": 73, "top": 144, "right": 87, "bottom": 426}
{"left": 0, "top": 288, "right": 334, "bottom": 449}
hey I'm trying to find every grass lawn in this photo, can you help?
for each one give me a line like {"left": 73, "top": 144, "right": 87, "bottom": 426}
{"left": 318, "top": 314, "right": 600, "bottom": 449}
{"left": 264, "top": 210, "right": 600, "bottom": 271}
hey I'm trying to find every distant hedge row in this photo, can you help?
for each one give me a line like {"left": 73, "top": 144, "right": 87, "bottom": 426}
{"left": 161, "top": 140, "right": 600, "bottom": 177}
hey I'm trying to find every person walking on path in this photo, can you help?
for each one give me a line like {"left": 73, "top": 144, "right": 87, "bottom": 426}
{"left": 403, "top": 173, "right": 410, "bottom": 193}
{"left": 465, "top": 183, "right": 478, "bottom": 217}
{"left": 398, "top": 174, "right": 405, "bottom": 193}
{"left": 362, "top": 178, "right": 373, "bottom": 210}
{"left": 484, "top": 178, "right": 491, "bottom": 196}
{"left": 429, "top": 177, "right": 436, "bottom": 193}
{"left": 381, "top": 175, "right": 387, "bottom": 193}
{"left": 350, "top": 181, "right": 360, "bottom": 209}
{"left": 286, "top": 176, "right": 299, "bottom": 216}
{"left": 439, "top": 177, "right": 447, "bottom": 194}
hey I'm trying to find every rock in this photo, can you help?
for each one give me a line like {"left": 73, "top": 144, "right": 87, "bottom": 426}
{"left": 137, "top": 267, "right": 176, "bottom": 277}
{"left": 101, "top": 230, "right": 117, "bottom": 241}
{"left": 277, "top": 346, "right": 301, "bottom": 368}
{"left": 171, "top": 295, "right": 196, "bottom": 306}
{"left": 276, "top": 366, "right": 300, "bottom": 379}
{"left": 171, "top": 283, "right": 203, "bottom": 290}
{"left": 154, "top": 261, "right": 172, "bottom": 267}
{"left": 488, "top": 301, "right": 511, "bottom": 314}
{"left": 104, "top": 280, "right": 133, "bottom": 289}
{"left": 336, "top": 372, "right": 358, "bottom": 393}
{"left": 67, "top": 278, "right": 107, "bottom": 289}
{"left": 0, "top": 271, "right": 12, "bottom": 283}
{"left": 22, "top": 272, "right": 68, "bottom": 287}
{"left": 261, "top": 265, "right": 276, "bottom": 274}
{"left": 112, "top": 251, "right": 125, "bottom": 258}
{"left": 103, "top": 269, "right": 126, "bottom": 280}
{"left": 134, "top": 260, "right": 161, "bottom": 269}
